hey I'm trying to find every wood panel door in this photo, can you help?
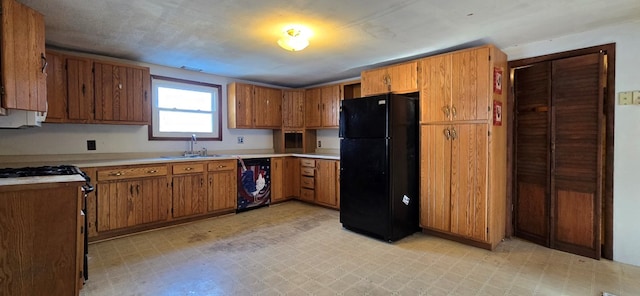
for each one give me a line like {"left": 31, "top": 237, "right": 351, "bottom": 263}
{"left": 514, "top": 62, "right": 552, "bottom": 246}
{"left": 449, "top": 123, "right": 488, "bottom": 241}
{"left": 451, "top": 47, "right": 490, "bottom": 121}
{"left": 284, "top": 157, "right": 300, "bottom": 198}
{"left": 94, "top": 62, "right": 150, "bottom": 123}
{"left": 321, "top": 85, "right": 340, "bottom": 128}
{"left": 254, "top": 85, "right": 282, "bottom": 128}
{"left": 513, "top": 52, "right": 604, "bottom": 259}
{"left": 44, "top": 51, "right": 67, "bottom": 122}
{"left": 172, "top": 174, "right": 206, "bottom": 218}
{"left": 304, "top": 87, "right": 322, "bottom": 128}
{"left": 228, "top": 83, "right": 254, "bottom": 128}
{"left": 386, "top": 61, "right": 418, "bottom": 94}
{"left": 208, "top": 170, "right": 236, "bottom": 211}
{"left": 270, "top": 158, "right": 285, "bottom": 202}
{"left": 97, "top": 177, "right": 168, "bottom": 231}
{"left": 66, "top": 56, "right": 94, "bottom": 121}
{"left": 550, "top": 53, "right": 603, "bottom": 259}
{"left": 361, "top": 67, "right": 389, "bottom": 96}
{"left": 315, "top": 160, "right": 338, "bottom": 208}
{"left": 0, "top": 0, "right": 47, "bottom": 112}
{"left": 419, "top": 124, "right": 451, "bottom": 232}
{"left": 419, "top": 54, "right": 452, "bottom": 123}
{"left": 283, "top": 90, "right": 304, "bottom": 128}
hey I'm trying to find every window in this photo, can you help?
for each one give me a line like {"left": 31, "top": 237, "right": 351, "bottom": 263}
{"left": 150, "top": 75, "right": 222, "bottom": 140}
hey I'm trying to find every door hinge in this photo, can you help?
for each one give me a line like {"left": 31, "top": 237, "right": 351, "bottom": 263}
{"left": 171, "top": 208, "right": 174, "bottom": 214}
{"left": 487, "top": 227, "right": 489, "bottom": 234}
{"left": 488, "top": 131, "right": 491, "bottom": 136}
{"left": 489, "top": 55, "right": 491, "bottom": 61}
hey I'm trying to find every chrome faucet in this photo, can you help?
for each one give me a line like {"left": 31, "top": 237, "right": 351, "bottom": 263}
{"left": 187, "top": 134, "right": 197, "bottom": 156}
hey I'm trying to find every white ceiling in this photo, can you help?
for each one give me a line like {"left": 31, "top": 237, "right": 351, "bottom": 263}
{"left": 20, "top": 0, "right": 640, "bottom": 88}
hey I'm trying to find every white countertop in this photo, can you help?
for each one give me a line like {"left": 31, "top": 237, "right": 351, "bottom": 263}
{"left": 0, "top": 152, "right": 340, "bottom": 169}
{"left": 0, "top": 174, "right": 86, "bottom": 187}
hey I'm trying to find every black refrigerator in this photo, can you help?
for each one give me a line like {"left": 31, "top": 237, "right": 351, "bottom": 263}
{"left": 339, "top": 93, "right": 419, "bottom": 242}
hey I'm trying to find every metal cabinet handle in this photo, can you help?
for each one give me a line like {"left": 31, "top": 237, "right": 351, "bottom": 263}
{"left": 110, "top": 172, "right": 123, "bottom": 176}
{"left": 217, "top": 165, "right": 226, "bottom": 168}
{"left": 41, "top": 53, "right": 48, "bottom": 74}
{"left": 147, "top": 170, "right": 157, "bottom": 174}
{"left": 452, "top": 105, "right": 457, "bottom": 118}
{"left": 450, "top": 127, "right": 458, "bottom": 140}
{"left": 118, "top": 83, "right": 123, "bottom": 89}
{"left": 184, "top": 167, "right": 193, "bottom": 171}
{"left": 442, "top": 106, "right": 451, "bottom": 118}
{"left": 443, "top": 128, "right": 451, "bottom": 140}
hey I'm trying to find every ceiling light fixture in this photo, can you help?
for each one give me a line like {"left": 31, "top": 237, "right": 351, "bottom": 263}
{"left": 277, "top": 25, "right": 310, "bottom": 52}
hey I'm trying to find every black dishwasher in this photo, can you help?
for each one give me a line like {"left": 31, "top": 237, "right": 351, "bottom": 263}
{"left": 237, "top": 158, "right": 270, "bottom": 212}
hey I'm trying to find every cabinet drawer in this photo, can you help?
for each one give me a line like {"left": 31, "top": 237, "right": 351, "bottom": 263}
{"left": 208, "top": 160, "right": 236, "bottom": 172}
{"left": 97, "top": 165, "right": 167, "bottom": 181}
{"left": 300, "top": 159, "right": 315, "bottom": 167}
{"left": 301, "top": 167, "right": 315, "bottom": 177}
{"left": 172, "top": 163, "right": 205, "bottom": 174}
{"left": 300, "top": 188, "right": 315, "bottom": 202}
{"left": 301, "top": 176, "right": 315, "bottom": 189}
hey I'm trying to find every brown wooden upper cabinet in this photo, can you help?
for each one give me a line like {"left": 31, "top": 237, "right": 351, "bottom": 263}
{"left": 304, "top": 84, "right": 340, "bottom": 128}
{"left": 45, "top": 51, "right": 94, "bottom": 123}
{"left": 282, "top": 89, "right": 305, "bottom": 129}
{"left": 419, "top": 46, "right": 491, "bottom": 123}
{"left": 361, "top": 61, "right": 418, "bottom": 97}
{"left": 94, "top": 61, "right": 151, "bottom": 124}
{"left": 0, "top": 0, "right": 46, "bottom": 112}
{"left": 228, "top": 82, "right": 282, "bottom": 129}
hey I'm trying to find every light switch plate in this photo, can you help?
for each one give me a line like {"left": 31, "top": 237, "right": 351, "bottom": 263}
{"left": 632, "top": 91, "right": 640, "bottom": 105}
{"left": 619, "top": 91, "right": 633, "bottom": 105}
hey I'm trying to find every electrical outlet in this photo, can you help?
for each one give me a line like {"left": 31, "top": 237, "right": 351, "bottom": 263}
{"left": 632, "top": 91, "right": 640, "bottom": 105}
{"left": 87, "top": 140, "right": 96, "bottom": 151}
{"left": 237, "top": 136, "right": 244, "bottom": 144}
{"left": 318, "top": 140, "right": 322, "bottom": 147}
{"left": 619, "top": 91, "right": 633, "bottom": 105}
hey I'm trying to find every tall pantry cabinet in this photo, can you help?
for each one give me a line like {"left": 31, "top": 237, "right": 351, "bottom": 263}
{"left": 419, "top": 45, "right": 507, "bottom": 250}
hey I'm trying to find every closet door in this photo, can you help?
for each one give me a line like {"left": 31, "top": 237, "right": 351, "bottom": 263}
{"left": 550, "top": 53, "right": 603, "bottom": 259}
{"left": 514, "top": 62, "right": 551, "bottom": 246}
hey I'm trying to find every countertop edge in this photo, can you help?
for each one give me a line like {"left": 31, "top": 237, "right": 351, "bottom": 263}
{"left": 1, "top": 153, "right": 340, "bottom": 169}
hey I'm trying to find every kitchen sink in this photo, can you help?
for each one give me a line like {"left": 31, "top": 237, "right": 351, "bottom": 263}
{"left": 161, "top": 154, "right": 233, "bottom": 159}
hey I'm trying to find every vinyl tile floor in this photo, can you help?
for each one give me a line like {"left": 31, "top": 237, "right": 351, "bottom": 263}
{"left": 80, "top": 201, "right": 640, "bottom": 296}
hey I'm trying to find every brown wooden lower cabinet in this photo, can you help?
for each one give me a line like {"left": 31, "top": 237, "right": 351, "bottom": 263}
{"left": 86, "top": 157, "right": 339, "bottom": 241}
{"left": 207, "top": 159, "right": 237, "bottom": 211}
{"left": 95, "top": 165, "right": 170, "bottom": 232}
{"left": 0, "top": 181, "right": 85, "bottom": 296}
{"left": 297, "top": 158, "right": 340, "bottom": 209}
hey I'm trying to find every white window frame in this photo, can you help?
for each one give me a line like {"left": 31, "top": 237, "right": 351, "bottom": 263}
{"left": 149, "top": 75, "right": 222, "bottom": 141}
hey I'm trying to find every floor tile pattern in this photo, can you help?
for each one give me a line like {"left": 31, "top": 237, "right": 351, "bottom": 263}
{"left": 80, "top": 201, "right": 640, "bottom": 296}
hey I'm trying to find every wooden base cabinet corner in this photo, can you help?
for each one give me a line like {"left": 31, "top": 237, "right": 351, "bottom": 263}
{"left": 0, "top": 181, "right": 85, "bottom": 296}
{"left": 419, "top": 44, "right": 507, "bottom": 250}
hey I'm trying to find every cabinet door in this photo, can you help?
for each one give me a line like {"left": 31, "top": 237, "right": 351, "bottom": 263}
{"left": 270, "top": 158, "right": 285, "bottom": 202}
{"left": 172, "top": 174, "right": 207, "bottom": 218}
{"left": 315, "top": 160, "right": 338, "bottom": 208}
{"left": 419, "top": 55, "right": 452, "bottom": 123}
{"left": 0, "top": 0, "right": 46, "bottom": 112}
{"left": 227, "top": 83, "right": 253, "bottom": 128}
{"left": 208, "top": 170, "right": 236, "bottom": 211}
{"left": 96, "top": 177, "right": 169, "bottom": 232}
{"left": 361, "top": 67, "right": 389, "bottom": 96}
{"left": 94, "top": 62, "right": 150, "bottom": 123}
{"left": 66, "top": 56, "right": 94, "bottom": 121}
{"left": 420, "top": 125, "right": 451, "bottom": 232}
{"left": 321, "top": 85, "right": 340, "bottom": 127}
{"left": 45, "top": 51, "right": 67, "bottom": 122}
{"left": 304, "top": 87, "right": 322, "bottom": 128}
{"left": 254, "top": 86, "right": 282, "bottom": 128}
{"left": 449, "top": 123, "right": 488, "bottom": 241}
{"left": 284, "top": 157, "right": 300, "bottom": 198}
{"left": 282, "top": 90, "right": 304, "bottom": 128}
{"left": 335, "top": 160, "right": 340, "bottom": 209}
{"left": 451, "top": 47, "right": 490, "bottom": 121}
{"left": 387, "top": 61, "right": 418, "bottom": 94}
